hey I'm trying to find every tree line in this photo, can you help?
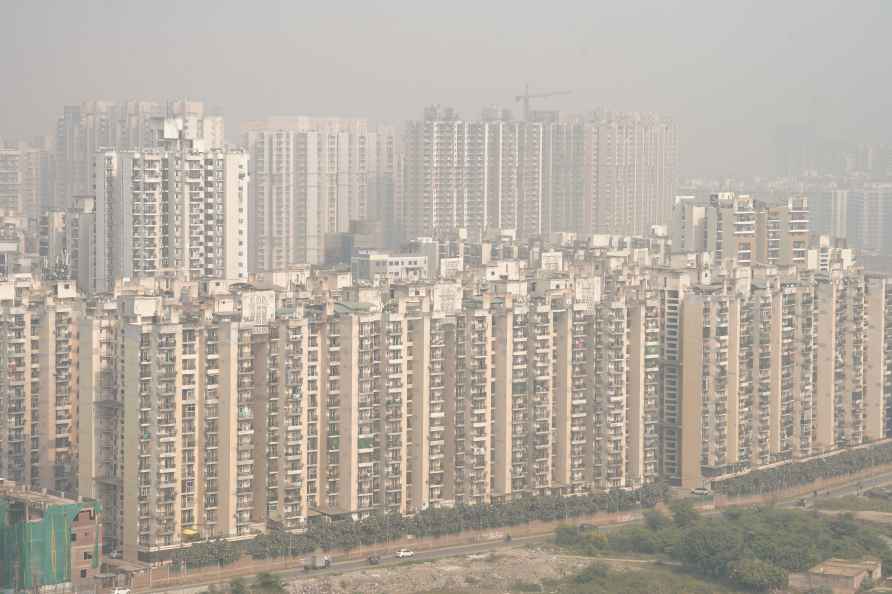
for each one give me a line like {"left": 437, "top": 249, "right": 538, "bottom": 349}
{"left": 712, "top": 440, "right": 892, "bottom": 498}
{"left": 174, "top": 439, "right": 892, "bottom": 570}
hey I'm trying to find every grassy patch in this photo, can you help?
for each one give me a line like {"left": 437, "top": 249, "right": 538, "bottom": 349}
{"left": 397, "top": 558, "right": 429, "bottom": 567}
{"left": 815, "top": 495, "right": 892, "bottom": 513}
{"left": 538, "top": 564, "right": 742, "bottom": 594}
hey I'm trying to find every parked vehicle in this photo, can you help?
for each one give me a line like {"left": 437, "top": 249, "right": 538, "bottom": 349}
{"left": 691, "top": 487, "right": 711, "bottom": 496}
{"left": 367, "top": 554, "right": 381, "bottom": 565}
{"left": 303, "top": 554, "right": 331, "bottom": 571}
{"left": 395, "top": 548, "right": 415, "bottom": 559}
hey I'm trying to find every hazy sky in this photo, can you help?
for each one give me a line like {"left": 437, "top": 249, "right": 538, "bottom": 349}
{"left": 2, "top": 0, "right": 890, "bottom": 176}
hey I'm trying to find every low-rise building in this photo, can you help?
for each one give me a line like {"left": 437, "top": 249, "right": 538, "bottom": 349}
{"left": 0, "top": 480, "right": 102, "bottom": 592}
{"left": 790, "top": 558, "right": 882, "bottom": 594}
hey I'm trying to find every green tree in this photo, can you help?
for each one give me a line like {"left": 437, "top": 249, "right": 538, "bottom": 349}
{"left": 607, "top": 526, "right": 661, "bottom": 554}
{"left": 253, "top": 572, "right": 285, "bottom": 594}
{"left": 675, "top": 524, "right": 744, "bottom": 578}
{"left": 727, "top": 558, "right": 787, "bottom": 592}
{"left": 554, "top": 525, "right": 580, "bottom": 546}
{"left": 669, "top": 500, "right": 700, "bottom": 528}
{"left": 643, "top": 509, "right": 671, "bottom": 531}
{"left": 229, "top": 578, "right": 248, "bottom": 594}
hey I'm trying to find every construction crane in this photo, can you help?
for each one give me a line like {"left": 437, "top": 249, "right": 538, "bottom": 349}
{"left": 515, "top": 84, "right": 573, "bottom": 121}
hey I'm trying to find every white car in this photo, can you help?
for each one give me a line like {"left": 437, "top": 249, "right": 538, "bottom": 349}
{"left": 691, "top": 487, "right": 711, "bottom": 496}
{"left": 395, "top": 548, "right": 415, "bottom": 559}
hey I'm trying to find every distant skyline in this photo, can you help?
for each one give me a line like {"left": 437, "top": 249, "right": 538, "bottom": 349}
{"left": 2, "top": 0, "right": 891, "bottom": 177}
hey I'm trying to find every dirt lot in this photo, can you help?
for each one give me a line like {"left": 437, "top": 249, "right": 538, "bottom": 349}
{"left": 284, "top": 546, "right": 597, "bottom": 594}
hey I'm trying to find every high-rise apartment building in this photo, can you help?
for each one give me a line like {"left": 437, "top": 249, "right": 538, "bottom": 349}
{"left": 541, "top": 119, "right": 587, "bottom": 237}
{"left": 18, "top": 142, "right": 52, "bottom": 224}
{"left": 67, "top": 266, "right": 671, "bottom": 560}
{"left": 16, "top": 213, "right": 892, "bottom": 560}
{"left": 402, "top": 107, "right": 553, "bottom": 243}
{"left": 0, "top": 140, "right": 51, "bottom": 248}
{"left": 401, "top": 108, "right": 677, "bottom": 243}
{"left": 669, "top": 267, "right": 819, "bottom": 486}
{"left": 808, "top": 185, "right": 892, "bottom": 257}
{"left": 54, "top": 100, "right": 224, "bottom": 209}
{"left": 589, "top": 111, "right": 678, "bottom": 236}
{"left": 87, "top": 147, "right": 248, "bottom": 294}
{"left": 401, "top": 106, "right": 486, "bottom": 242}
{"left": 810, "top": 190, "right": 851, "bottom": 241}
{"left": 858, "top": 184, "right": 892, "bottom": 256}
{"left": 0, "top": 278, "right": 82, "bottom": 495}
{"left": 671, "top": 193, "right": 809, "bottom": 267}
{"left": 0, "top": 149, "right": 20, "bottom": 213}
{"left": 242, "top": 118, "right": 396, "bottom": 269}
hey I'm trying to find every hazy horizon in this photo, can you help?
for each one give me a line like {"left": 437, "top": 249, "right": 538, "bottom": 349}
{"left": 3, "top": 0, "right": 891, "bottom": 177}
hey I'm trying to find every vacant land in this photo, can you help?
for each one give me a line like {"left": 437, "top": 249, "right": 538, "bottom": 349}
{"left": 285, "top": 547, "right": 586, "bottom": 594}
{"left": 816, "top": 489, "right": 892, "bottom": 514}
{"left": 281, "top": 546, "right": 739, "bottom": 594}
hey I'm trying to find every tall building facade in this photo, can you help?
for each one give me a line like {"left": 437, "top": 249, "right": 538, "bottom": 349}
{"left": 15, "top": 211, "right": 892, "bottom": 561}
{"left": 0, "top": 140, "right": 51, "bottom": 252}
{"left": 0, "top": 149, "right": 19, "bottom": 213}
{"left": 809, "top": 185, "right": 892, "bottom": 257}
{"left": 88, "top": 147, "right": 248, "bottom": 293}
{"left": 401, "top": 106, "right": 486, "bottom": 242}
{"left": 541, "top": 119, "right": 587, "bottom": 237}
{"left": 589, "top": 110, "right": 678, "bottom": 236}
{"left": 17, "top": 142, "right": 52, "bottom": 224}
{"left": 243, "top": 118, "right": 396, "bottom": 269}
{"left": 0, "top": 278, "right": 82, "bottom": 495}
{"left": 400, "top": 108, "right": 677, "bottom": 243}
{"left": 72, "top": 278, "right": 673, "bottom": 562}
{"left": 401, "top": 107, "right": 552, "bottom": 243}
{"left": 671, "top": 193, "right": 809, "bottom": 267}
{"left": 54, "top": 100, "right": 224, "bottom": 209}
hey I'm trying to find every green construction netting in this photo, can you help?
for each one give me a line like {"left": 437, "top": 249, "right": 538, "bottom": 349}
{"left": 0, "top": 499, "right": 101, "bottom": 590}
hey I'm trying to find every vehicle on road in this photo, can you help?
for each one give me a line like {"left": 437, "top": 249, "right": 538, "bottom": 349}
{"left": 691, "top": 487, "right": 711, "bottom": 496}
{"left": 367, "top": 554, "right": 381, "bottom": 565}
{"left": 303, "top": 554, "right": 331, "bottom": 571}
{"left": 395, "top": 548, "right": 415, "bottom": 559}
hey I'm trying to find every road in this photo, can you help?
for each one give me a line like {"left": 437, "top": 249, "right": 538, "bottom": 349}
{"left": 776, "top": 470, "right": 892, "bottom": 508}
{"left": 145, "top": 535, "right": 546, "bottom": 594}
{"left": 144, "top": 470, "right": 892, "bottom": 593}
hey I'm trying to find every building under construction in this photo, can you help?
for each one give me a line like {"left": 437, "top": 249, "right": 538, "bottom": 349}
{"left": 0, "top": 480, "right": 101, "bottom": 591}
